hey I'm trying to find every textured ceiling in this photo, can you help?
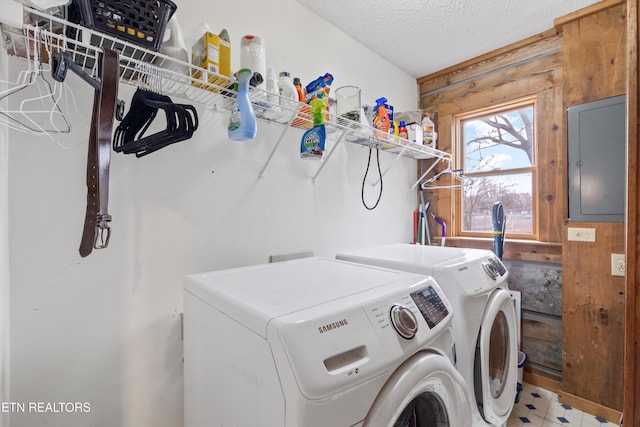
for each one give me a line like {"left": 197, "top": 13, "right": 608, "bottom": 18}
{"left": 295, "top": 0, "right": 602, "bottom": 78}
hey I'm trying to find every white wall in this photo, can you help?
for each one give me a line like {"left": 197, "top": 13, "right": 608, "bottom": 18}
{"left": 1, "top": 45, "right": 10, "bottom": 427}
{"left": 7, "top": 0, "right": 419, "bottom": 426}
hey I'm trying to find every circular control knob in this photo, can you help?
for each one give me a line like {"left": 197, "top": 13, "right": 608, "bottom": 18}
{"left": 390, "top": 304, "right": 418, "bottom": 340}
{"left": 482, "top": 261, "right": 499, "bottom": 280}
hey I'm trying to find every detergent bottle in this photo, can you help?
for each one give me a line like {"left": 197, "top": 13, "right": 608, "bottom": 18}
{"left": 373, "top": 97, "right": 390, "bottom": 139}
{"left": 155, "top": 16, "right": 189, "bottom": 85}
{"left": 159, "top": 17, "right": 189, "bottom": 65}
{"left": 300, "top": 99, "right": 327, "bottom": 159}
{"left": 278, "top": 71, "right": 298, "bottom": 111}
{"left": 398, "top": 121, "right": 408, "bottom": 140}
{"left": 228, "top": 68, "right": 257, "bottom": 141}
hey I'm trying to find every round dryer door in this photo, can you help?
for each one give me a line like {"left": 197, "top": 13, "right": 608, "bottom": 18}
{"left": 363, "top": 352, "right": 472, "bottom": 427}
{"left": 475, "top": 288, "right": 518, "bottom": 425}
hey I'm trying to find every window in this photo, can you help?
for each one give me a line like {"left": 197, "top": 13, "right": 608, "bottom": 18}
{"left": 455, "top": 98, "right": 537, "bottom": 239}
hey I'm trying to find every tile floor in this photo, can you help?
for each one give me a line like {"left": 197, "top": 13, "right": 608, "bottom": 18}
{"left": 508, "top": 383, "right": 620, "bottom": 426}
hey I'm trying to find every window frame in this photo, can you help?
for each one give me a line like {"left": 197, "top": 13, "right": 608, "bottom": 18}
{"left": 453, "top": 96, "right": 539, "bottom": 240}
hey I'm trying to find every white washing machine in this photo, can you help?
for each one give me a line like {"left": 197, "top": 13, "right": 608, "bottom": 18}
{"left": 183, "top": 257, "right": 474, "bottom": 427}
{"left": 337, "top": 244, "right": 518, "bottom": 427}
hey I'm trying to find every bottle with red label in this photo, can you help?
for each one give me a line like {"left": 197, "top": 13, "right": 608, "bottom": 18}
{"left": 398, "top": 120, "right": 408, "bottom": 140}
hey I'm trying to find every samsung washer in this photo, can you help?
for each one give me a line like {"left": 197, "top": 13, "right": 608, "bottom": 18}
{"left": 337, "top": 244, "right": 518, "bottom": 427}
{"left": 183, "top": 257, "right": 474, "bottom": 426}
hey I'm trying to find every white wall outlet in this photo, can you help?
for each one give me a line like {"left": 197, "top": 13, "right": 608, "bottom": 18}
{"left": 611, "top": 253, "right": 626, "bottom": 277}
{"left": 567, "top": 227, "right": 596, "bottom": 242}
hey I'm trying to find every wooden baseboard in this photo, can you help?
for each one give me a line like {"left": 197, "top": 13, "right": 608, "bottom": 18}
{"left": 521, "top": 366, "right": 622, "bottom": 424}
{"left": 523, "top": 367, "right": 561, "bottom": 392}
{"left": 557, "top": 391, "right": 623, "bottom": 424}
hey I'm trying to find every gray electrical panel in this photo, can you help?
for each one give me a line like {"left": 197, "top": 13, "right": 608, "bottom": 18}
{"left": 568, "top": 94, "right": 626, "bottom": 222}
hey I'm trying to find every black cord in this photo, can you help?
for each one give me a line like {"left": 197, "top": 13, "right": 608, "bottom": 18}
{"left": 362, "top": 146, "right": 383, "bottom": 210}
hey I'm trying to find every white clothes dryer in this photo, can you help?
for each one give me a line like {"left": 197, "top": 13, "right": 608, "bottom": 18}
{"left": 337, "top": 244, "right": 518, "bottom": 427}
{"left": 183, "top": 257, "right": 474, "bottom": 427}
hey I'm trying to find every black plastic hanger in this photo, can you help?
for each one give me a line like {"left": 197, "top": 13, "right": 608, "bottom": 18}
{"left": 113, "top": 88, "right": 198, "bottom": 157}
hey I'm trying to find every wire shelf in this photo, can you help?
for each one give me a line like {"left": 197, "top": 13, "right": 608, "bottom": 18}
{"left": 1, "top": 6, "right": 451, "bottom": 165}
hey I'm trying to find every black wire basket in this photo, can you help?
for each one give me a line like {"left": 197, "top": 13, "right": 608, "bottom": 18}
{"left": 68, "top": 0, "right": 177, "bottom": 51}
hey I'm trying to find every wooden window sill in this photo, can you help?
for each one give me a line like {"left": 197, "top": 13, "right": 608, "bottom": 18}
{"left": 441, "top": 237, "right": 562, "bottom": 264}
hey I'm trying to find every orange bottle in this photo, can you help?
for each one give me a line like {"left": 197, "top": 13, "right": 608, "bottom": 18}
{"left": 293, "top": 77, "right": 306, "bottom": 102}
{"left": 373, "top": 97, "right": 390, "bottom": 138}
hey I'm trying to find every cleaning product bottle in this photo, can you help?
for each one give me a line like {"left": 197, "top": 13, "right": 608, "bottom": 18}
{"left": 228, "top": 68, "right": 257, "bottom": 141}
{"left": 239, "top": 35, "right": 266, "bottom": 90}
{"left": 373, "top": 97, "right": 390, "bottom": 139}
{"left": 263, "top": 67, "right": 279, "bottom": 119}
{"left": 266, "top": 67, "right": 279, "bottom": 103}
{"left": 156, "top": 16, "right": 189, "bottom": 78}
{"left": 422, "top": 112, "right": 435, "bottom": 147}
{"left": 410, "top": 121, "right": 423, "bottom": 144}
{"left": 300, "top": 98, "right": 326, "bottom": 159}
{"left": 293, "top": 77, "right": 306, "bottom": 102}
{"left": 278, "top": 71, "right": 298, "bottom": 112}
{"left": 398, "top": 120, "right": 408, "bottom": 140}
{"left": 187, "top": 22, "right": 211, "bottom": 60}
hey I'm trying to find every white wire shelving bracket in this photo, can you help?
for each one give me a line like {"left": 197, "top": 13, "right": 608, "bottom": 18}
{"left": 1, "top": 6, "right": 452, "bottom": 186}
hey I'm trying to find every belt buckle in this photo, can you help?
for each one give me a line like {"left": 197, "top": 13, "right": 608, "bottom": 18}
{"left": 94, "top": 214, "right": 112, "bottom": 249}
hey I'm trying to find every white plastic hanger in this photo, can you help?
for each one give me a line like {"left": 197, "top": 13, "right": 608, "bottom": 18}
{"left": 419, "top": 158, "right": 472, "bottom": 190}
{"left": 0, "top": 27, "right": 73, "bottom": 137}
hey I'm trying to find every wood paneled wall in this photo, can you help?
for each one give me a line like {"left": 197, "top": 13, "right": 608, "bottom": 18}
{"left": 558, "top": 3, "right": 626, "bottom": 418}
{"left": 560, "top": 225, "right": 625, "bottom": 417}
{"left": 417, "top": 1, "right": 627, "bottom": 420}
{"left": 560, "top": 3, "right": 628, "bottom": 106}
{"left": 625, "top": 0, "right": 639, "bottom": 424}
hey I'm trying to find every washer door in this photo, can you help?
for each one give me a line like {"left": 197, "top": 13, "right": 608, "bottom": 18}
{"left": 474, "top": 288, "right": 518, "bottom": 425}
{"left": 363, "top": 352, "right": 472, "bottom": 427}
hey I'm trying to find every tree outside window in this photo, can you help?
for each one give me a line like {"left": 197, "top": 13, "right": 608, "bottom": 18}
{"left": 457, "top": 98, "right": 537, "bottom": 238}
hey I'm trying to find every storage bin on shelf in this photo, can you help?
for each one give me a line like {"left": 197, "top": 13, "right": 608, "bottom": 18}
{"left": 66, "top": 0, "right": 176, "bottom": 51}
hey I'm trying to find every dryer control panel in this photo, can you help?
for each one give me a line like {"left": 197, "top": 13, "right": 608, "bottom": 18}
{"left": 482, "top": 256, "right": 507, "bottom": 280}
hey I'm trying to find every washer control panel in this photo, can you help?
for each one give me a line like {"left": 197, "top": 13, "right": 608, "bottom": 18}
{"left": 410, "top": 285, "right": 449, "bottom": 329}
{"left": 363, "top": 279, "right": 452, "bottom": 340}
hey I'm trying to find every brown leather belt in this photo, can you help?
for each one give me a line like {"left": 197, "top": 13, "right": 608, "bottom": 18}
{"left": 79, "top": 48, "right": 119, "bottom": 257}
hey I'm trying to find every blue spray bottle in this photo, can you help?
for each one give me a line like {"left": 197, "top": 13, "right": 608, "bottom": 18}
{"left": 300, "top": 99, "right": 327, "bottom": 159}
{"left": 228, "top": 68, "right": 257, "bottom": 141}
